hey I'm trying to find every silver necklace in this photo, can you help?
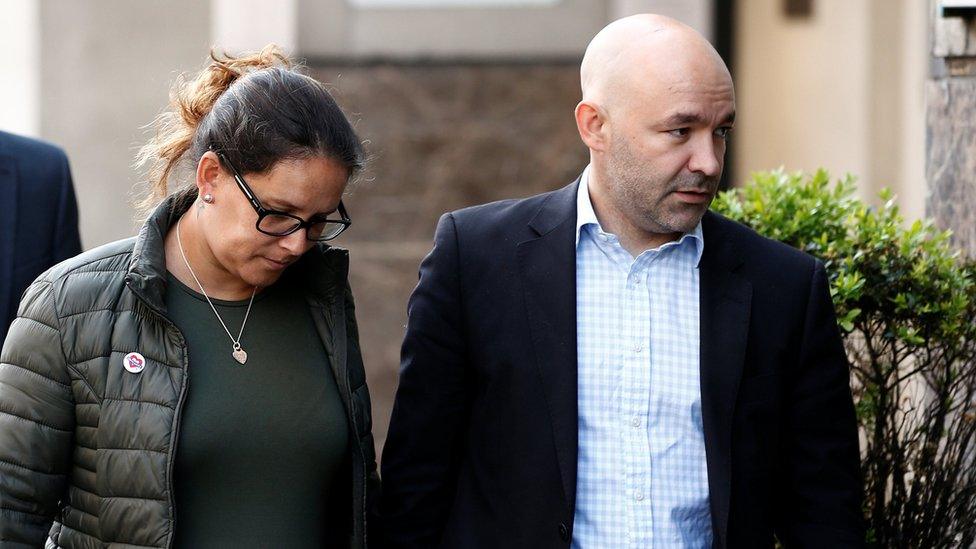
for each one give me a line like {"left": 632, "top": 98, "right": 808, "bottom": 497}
{"left": 175, "top": 216, "right": 256, "bottom": 365}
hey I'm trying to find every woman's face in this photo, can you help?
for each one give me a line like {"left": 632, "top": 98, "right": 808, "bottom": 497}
{"left": 196, "top": 152, "right": 350, "bottom": 289}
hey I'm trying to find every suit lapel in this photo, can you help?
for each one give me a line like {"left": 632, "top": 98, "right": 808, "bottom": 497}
{"left": 516, "top": 180, "right": 580, "bottom": 514}
{"left": 0, "top": 152, "right": 19, "bottom": 339}
{"left": 698, "top": 211, "right": 752, "bottom": 546}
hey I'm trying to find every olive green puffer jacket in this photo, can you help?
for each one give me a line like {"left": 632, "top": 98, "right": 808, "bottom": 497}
{"left": 0, "top": 192, "right": 380, "bottom": 548}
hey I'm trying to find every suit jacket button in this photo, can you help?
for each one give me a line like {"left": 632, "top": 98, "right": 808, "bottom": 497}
{"left": 558, "top": 523, "right": 570, "bottom": 541}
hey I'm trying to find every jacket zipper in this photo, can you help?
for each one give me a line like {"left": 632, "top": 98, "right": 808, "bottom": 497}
{"left": 125, "top": 277, "right": 189, "bottom": 549}
{"left": 332, "top": 293, "right": 369, "bottom": 548}
{"left": 353, "top": 380, "right": 369, "bottom": 547}
{"left": 165, "top": 337, "right": 189, "bottom": 549}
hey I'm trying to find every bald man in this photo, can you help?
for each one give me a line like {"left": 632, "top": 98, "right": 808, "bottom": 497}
{"left": 380, "top": 15, "right": 864, "bottom": 548}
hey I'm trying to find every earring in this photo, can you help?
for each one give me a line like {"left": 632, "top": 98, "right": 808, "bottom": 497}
{"left": 203, "top": 194, "right": 214, "bottom": 204}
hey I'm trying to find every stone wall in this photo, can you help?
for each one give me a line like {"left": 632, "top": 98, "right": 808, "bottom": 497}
{"left": 307, "top": 63, "right": 588, "bottom": 452}
{"left": 927, "top": 8, "right": 976, "bottom": 255}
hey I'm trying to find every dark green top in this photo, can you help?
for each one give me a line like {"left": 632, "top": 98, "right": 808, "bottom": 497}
{"left": 166, "top": 272, "right": 349, "bottom": 548}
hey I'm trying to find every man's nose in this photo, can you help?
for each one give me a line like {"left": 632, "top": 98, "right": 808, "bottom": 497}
{"left": 687, "top": 134, "right": 723, "bottom": 178}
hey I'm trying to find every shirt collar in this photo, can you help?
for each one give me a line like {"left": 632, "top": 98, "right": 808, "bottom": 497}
{"left": 575, "top": 165, "right": 600, "bottom": 247}
{"left": 575, "top": 164, "right": 705, "bottom": 265}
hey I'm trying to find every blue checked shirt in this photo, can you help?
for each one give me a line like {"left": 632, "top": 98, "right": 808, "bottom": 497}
{"left": 572, "top": 167, "right": 713, "bottom": 548}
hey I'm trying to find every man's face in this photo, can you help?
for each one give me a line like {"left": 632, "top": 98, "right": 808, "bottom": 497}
{"left": 603, "top": 63, "right": 735, "bottom": 236}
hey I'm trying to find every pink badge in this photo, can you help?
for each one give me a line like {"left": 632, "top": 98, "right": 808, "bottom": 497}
{"left": 122, "top": 352, "right": 146, "bottom": 374}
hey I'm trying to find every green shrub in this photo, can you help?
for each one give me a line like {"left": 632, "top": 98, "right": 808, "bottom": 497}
{"left": 712, "top": 168, "right": 976, "bottom": 547}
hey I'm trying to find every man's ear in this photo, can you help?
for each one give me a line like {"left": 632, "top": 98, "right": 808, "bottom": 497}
{"left": 196, "top": 151, "right": 222, "bottom": 200}
{"left": 575, "top": 101, "right": 610, "bottom": 153}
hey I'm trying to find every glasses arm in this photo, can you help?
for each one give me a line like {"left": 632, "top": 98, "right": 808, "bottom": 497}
{"left": 337, "top": 200, "right": 351, "bottom": 222}
{"left": 214, "top": 151, "right": 265, "bottom": 213}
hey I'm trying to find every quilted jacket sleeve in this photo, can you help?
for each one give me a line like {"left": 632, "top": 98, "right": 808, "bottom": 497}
{"left": 0, "top": 279, "right": 75, "bottom": 547}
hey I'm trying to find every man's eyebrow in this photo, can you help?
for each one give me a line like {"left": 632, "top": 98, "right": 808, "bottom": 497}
{"left": 660, "top": 110, "right": 736, "bottom": 127}
{"left": 661, "top": 112, "right": 706, "bottom": 126}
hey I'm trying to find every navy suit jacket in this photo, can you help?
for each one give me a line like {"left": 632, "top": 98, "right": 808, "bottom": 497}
{"left": 380, "top": 179, "right": 864, "bottom": 548}
{"left": 0, "top": 131, "right": 81, "bottom": 346}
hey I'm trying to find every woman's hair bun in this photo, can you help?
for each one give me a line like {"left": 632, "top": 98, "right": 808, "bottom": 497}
{"left": 178, "top": 45, "right": 292, "bottom": 129}
{"left": 136, "top": 44, "right": 294, "bottom": 212}
{"left": 136, "top": 43, "right": 364, "bottom": 218}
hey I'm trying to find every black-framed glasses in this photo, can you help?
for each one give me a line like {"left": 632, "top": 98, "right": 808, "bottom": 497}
{"left": 214, "top": 151, "right": 351, "bottom": 241}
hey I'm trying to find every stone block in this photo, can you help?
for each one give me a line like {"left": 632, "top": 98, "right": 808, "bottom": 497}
{"left": 308, "top": 63, "right": 587, "bottom": 451}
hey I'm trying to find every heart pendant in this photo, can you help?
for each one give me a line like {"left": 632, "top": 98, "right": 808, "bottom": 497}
{"left": 232, "top": 348, "right": 248, "bottom": 364}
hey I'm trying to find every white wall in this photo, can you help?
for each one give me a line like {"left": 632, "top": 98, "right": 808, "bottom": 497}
{"left": 735, "top": 0, "right": 871, "bottom": 189}
{"left": 611, "top": 0, "right": 713, "bottom": 39}
{"left": 735, "top": 0, "right": 927, "bottom": 221}
{"left": 0, "top": 0, "right": 40, "bottom": 136}
{"left": 38, "top": 0, "right": 212, "bottom": 248}
{"left": 893, "top": 0, "right": 927, "bottom": 222}
{"left": 212, "top": 0, "right": 297, "bottom": 55}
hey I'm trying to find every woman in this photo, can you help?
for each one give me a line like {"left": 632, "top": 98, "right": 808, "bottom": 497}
{"left": 0, "top": 46, "right": 379, "bottom": 548}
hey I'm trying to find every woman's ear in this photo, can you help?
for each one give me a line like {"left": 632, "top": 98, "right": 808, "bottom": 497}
{"left": 196, "top": 151, "right": 222, "bottom": 201}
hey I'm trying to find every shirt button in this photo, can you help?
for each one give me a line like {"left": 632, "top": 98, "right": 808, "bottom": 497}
{"left": 631, "top": 417, "right": 641, "bottom": 427}
{"left": 635, "top": 490, "right": 644, "bottom": 501}
{"left": 634, "top": 343, "right": 644, "bottom": 353}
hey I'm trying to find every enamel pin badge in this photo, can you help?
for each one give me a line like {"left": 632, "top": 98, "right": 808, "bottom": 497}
{"left": 122, "top": 352, "right": 146, "bottom": 374}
